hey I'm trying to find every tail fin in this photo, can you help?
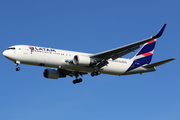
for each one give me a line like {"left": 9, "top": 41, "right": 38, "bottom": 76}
{"left": 133, "top": 39, "right": 156, "bottom": 64}
{"left": 127, "top": 39, "right": 157, "bottom": 71}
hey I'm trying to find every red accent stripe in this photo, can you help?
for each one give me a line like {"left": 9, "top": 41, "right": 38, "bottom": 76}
{"left": 147, "top": 40, "right": 156, "bottom": 44}
{"left": 142, "top": 52, "right": 153, "bottom": 56}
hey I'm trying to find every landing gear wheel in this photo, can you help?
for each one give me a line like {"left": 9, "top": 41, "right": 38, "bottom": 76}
{"left": 73, "top": 78, "right": 83, "bottom": 84}
{"left": 91, "top": 71, "right": 100, "bottom": 77}
{"left": 73, "top": 80, "right": 76, "bottom": 84}
{"left": 14, "top": 61, "right": 21, "bottom": 71}
{"left": 16, "top": 67, "right": 20, "bottom": 71}
{"left": 78, "top": 78, "right": 83, "bottom": 83}
{"left": 91, "top": 73, "right": 95, "bottom": 77}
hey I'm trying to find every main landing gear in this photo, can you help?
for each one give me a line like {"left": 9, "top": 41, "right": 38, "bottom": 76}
{"left": 72, "top": 72, "right": 83, "bottom": 84}
{"left": 14, "top": 61, "right": 20, "bottom": 71}
{"left": 72, "top": 71, "right": 100, "bottom": 84}
{"left": 73, "top": 78, "right": 83, "bottom": 84}
{"left": 91, "top": 71, "right": 100, "bottom": 77}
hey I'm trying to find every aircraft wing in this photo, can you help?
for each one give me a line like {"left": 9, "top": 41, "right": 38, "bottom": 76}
{"left": 58, "top": 68, "right": 88, "bottom": 77}
{"left": 90, "top": 24, "right": 166, "bottom": 60}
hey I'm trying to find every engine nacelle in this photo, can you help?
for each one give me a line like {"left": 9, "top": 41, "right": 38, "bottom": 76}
{"left": 73, "top": 55, "right": 91, "bottom": 65}
{"left": 43, "top": 69, "right": 66, "bottom": 79}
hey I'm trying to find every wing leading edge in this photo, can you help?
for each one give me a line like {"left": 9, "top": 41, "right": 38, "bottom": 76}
{"left": 90, "top": 24, "right": 167, "bottom": 60}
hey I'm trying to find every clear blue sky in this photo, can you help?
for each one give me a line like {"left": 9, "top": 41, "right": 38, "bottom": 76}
{"left": 0, "top": 0, "right": 179, "bottom": 120}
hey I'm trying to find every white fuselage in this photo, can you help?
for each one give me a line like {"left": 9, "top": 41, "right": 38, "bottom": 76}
{"left": 3, "top": 45, "right": 137, "bottom": 75}
{"left": 3, "top": 45, "right": 156, "bottom": 76}
{"left": 3, "top": 25, "right": 174, "bottom": 82}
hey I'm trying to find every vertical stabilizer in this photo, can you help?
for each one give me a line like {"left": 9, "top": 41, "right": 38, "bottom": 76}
{"left": 133, "top": 39, "right": 156, "bottom": 63}
{"left": 127, "top": 39, "right": 157, "bottom": 71}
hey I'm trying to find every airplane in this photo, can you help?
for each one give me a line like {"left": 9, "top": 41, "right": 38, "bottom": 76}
{"left": 2, "top": 24, "right": 175, "bottom": 84}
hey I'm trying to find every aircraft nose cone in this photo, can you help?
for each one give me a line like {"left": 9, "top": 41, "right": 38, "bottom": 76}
{"left": 2, "top": 50, "right": 15, "bottom": 60}
{"left": 2, "top": 50, "right": 10, "bottom": 58}
{"left": 2, "top": 50, "right": 7, "bottom": 57}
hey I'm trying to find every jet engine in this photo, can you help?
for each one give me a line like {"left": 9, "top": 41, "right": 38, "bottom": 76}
{"left": 73, "top": 55, "right": 92, "bottom": 65}
{"left": 43, "top": 69, "right": 66, "bottom": 79}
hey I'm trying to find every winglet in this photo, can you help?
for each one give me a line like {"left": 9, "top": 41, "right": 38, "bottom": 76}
{"left": 151, "top": 24, "right": 167, "bottom": 39}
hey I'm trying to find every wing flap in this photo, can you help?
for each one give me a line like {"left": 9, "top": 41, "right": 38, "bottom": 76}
{"left": 111, "top": 45, "right": 140, "bottom": 60}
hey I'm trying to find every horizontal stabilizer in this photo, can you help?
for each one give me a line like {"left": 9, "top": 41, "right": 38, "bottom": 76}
{"left": 143, "top": 58, "right": 176, "bottom": 68}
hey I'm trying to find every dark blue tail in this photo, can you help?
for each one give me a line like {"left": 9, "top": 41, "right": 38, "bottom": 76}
{"left": 127, "top": 39, "right": 157, "bottom": 71}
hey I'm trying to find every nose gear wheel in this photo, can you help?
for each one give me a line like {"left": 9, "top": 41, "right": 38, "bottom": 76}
{"left": 14, "top": 61, "right": 20, "bottom": 71}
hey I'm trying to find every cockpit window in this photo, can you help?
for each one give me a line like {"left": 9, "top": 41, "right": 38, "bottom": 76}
{"left": 7, "top": 47, "right": 15, "bottom": 50}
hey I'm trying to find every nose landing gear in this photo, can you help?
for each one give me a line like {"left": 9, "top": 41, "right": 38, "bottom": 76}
{"left": 16, "top": 67, "right": 20, "bottom": 71}
{"left": 14, "top": 61, "right": 20, "bottom": 71}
